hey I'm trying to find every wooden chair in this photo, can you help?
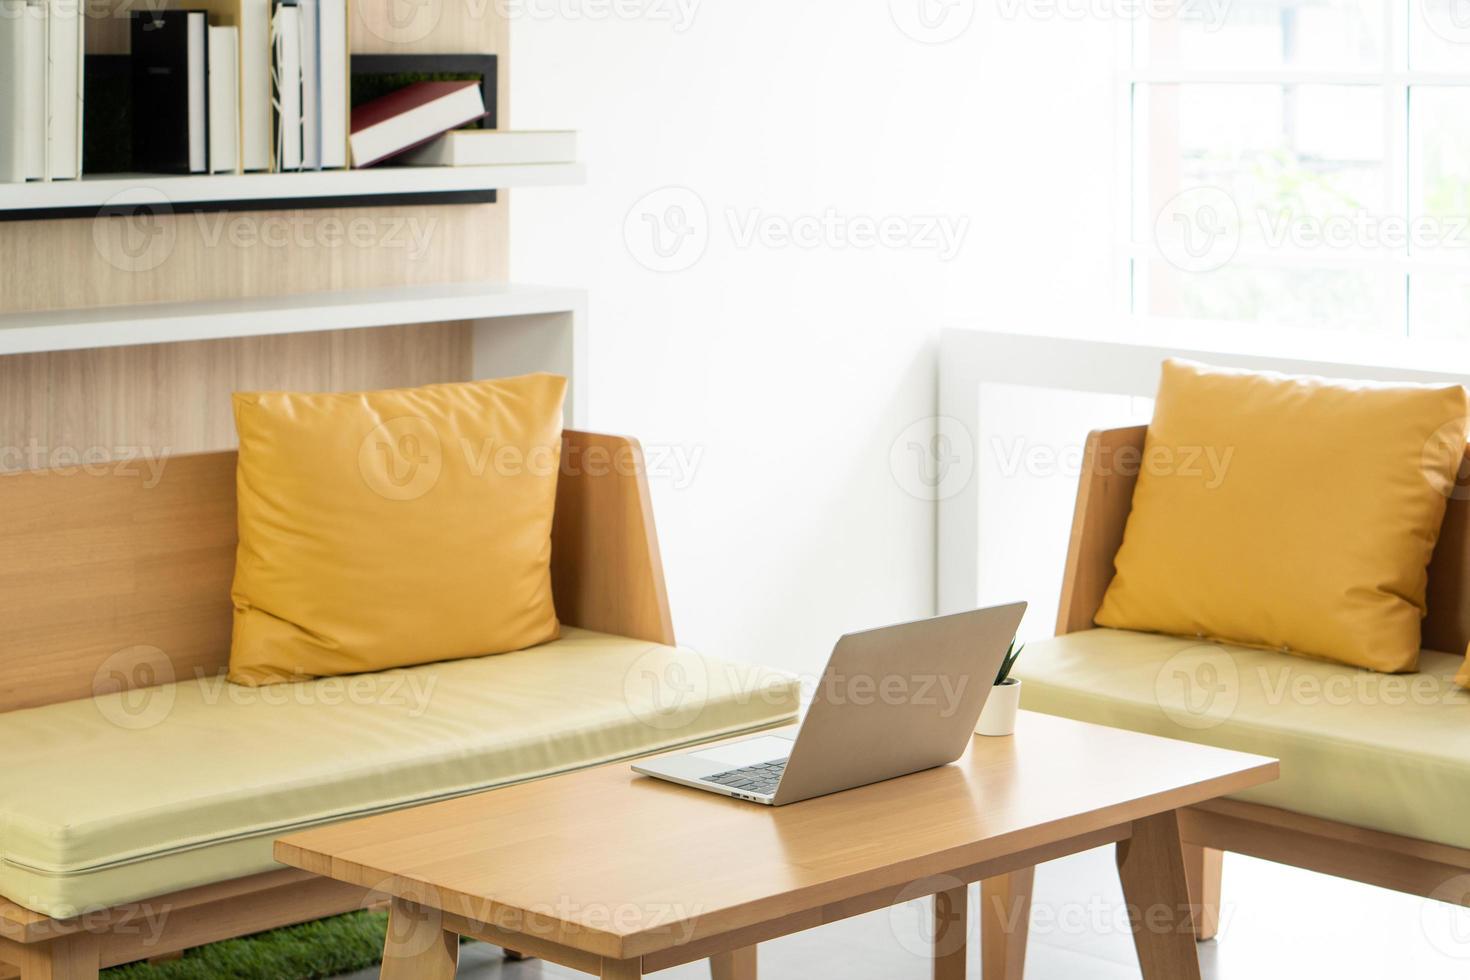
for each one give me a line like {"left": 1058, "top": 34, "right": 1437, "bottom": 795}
{"left": 979, "top": 425, "right": 1470, "bottom": 977}
{"left": 0, "top": 431, "right": 673, "bottom": 979}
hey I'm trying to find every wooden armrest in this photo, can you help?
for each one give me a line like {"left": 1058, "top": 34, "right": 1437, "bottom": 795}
{"left": 551, "top": 431, "right": 676, "bottom": 646}
{"left": 1055, "top": 425, "right": 1146, "bottom": 636}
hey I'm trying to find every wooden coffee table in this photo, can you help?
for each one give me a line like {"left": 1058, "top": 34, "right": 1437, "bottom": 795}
{"left": 275, "top": 712, "right": 1275, "bottom": 980}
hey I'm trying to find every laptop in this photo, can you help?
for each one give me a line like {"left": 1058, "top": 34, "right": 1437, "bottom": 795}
{"left": 632, "top": 602, "right": 1027, "bottom": 806}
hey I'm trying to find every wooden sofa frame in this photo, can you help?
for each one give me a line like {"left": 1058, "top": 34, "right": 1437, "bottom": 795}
{"left": 0, "top": 431, "right": 676, "bottom": 979}
{"left": 978, "top": 425, "right": 1470, "bottom": 978}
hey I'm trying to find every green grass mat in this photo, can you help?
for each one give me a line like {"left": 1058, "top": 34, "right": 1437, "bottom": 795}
{"left": 102, "top": 909, "right": 390, "bottom": 980}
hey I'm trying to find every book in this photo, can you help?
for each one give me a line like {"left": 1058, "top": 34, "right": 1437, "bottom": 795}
{"left": 208, "top": 25, "right": 239, "bottom": 173}
{"left": 241, "top": 0, "right": 271, "bottom": 170}
{"left": 186, "top": 12, "right": 206, "bottom": 172}
{"left": 46, "top": 0, "right": 83, "bottom": 179}
{"left": 131, "top": 10, "right": 210, "bottom": 174}
{"left": 401, "top": 130, "right": 577, "bottom": 167}
{"left": 192, "top": 0, "right": 272, "bottom": 171}
{"left": 0, "top": 0, "right": 25, "bottom": 181}
{"left": 298, "top": 0, "right": 319, "bottom": 169}
{"left": 317, "top": 0, "right": 346, "bottom": 168}
{"left": 238, "top": 0, "right": 270, "bottom": 170}
{"left": 271, "top": 0, "right": 301, "bottom": 171}
{"left": 21, "top": 0, "right": 45, "bottom": 180}
{"left": 349, "top": 80, "right": 485, "bottom": 168}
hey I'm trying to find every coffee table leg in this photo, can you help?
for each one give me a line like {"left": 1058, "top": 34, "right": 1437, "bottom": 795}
{"left": 981, "top": 867, "right": 1033, "bottom": 980}
{"left": 600, "top": 956, "right": 643, "bottom": 978}
{"left": 932, "top": 884, "right": 969, "bottom": 980}
{"left": 1115, "top": 810, "right": 1201, "bottom": 980}
{"left": 711, "top": 945, "right": 757, "bottom": 979}
{"left": 380, "top": 898, "right": 459, "bottom": 980}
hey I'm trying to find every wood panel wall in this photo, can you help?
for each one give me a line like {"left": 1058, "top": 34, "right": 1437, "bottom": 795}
{"left": 0, "top": 0, "right": 509, "bottom": 463}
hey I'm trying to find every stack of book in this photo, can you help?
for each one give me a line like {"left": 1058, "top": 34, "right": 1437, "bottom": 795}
{"left": 269, "top": 0, "right": 348, "bottom": 171}
{"left": 0, "top": 9, "right": 572, "bottom": 183}
{"left": 348, "top": 82, "right": 574, "bottom": 170}
{"left": 348, "top": 80, "right": 487, "bottom": 168}
{"left": 131, "top": 0, "right": 348, "bottom": 174}
{"left": 402, "top": 129, "right": 577, "bottom": 168}
{"left": 0, "top": 0, "right": 84, "bottom": 182}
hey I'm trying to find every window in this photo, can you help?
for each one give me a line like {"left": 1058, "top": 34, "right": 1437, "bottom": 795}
{"left": 1124, "top": 0, "right": 1470, "bottom": 337}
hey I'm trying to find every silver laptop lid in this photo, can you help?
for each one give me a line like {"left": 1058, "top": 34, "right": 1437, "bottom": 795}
{"left": 772, "top": 602, "right": 1026, "bottom": 805}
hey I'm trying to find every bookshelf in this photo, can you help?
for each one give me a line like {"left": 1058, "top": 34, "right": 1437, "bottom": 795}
{"left": 0, "top": 163, "right": 586, "bottom": 221}
{"left": 0, "top": 1, "right": 584, "bottom": 473}
{"left": 0, "top": 282, "right": 589, "bottom": 422}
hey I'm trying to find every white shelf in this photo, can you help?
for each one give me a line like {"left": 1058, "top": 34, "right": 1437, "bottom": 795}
{"left": 0, "top": 164, "right": 586, "bottom": 215}
{"left": 0, "top": 281, "right": 585, "bottom": 356}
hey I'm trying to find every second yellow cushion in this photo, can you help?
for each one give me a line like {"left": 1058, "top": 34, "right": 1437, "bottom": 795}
{"left": 229, "top": 374, "right": 566, "bottom": 686}
{"left": 1096, "top": 359, "right": 1468, "bottom": 673}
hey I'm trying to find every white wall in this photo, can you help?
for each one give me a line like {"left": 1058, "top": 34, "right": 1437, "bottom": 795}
{"left": 510, "top": 1, "right": 1116, "bottom": 677}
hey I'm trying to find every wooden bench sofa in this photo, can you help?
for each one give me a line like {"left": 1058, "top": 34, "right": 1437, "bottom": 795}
{"left": 980, "top": 425, "right": 1470, "bottom": 975}
{"left": 0, "top": 431, "right": 801, "bottom": 979}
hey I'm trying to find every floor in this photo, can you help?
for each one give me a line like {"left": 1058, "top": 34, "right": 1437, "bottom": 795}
{"left": 336, "top": 846, "right": 1470, "bottom": 978}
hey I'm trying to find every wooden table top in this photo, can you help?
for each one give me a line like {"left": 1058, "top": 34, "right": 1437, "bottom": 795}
{"left": 275, "top": 712, "right": 1276, "bottom": 961}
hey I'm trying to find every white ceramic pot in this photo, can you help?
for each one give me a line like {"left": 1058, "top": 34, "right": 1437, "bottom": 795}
{"left": 975, "top": 678, "right": 1022, "bottom": 737}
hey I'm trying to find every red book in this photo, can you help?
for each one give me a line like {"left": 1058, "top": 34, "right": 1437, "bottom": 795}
{"left": 349, "top": 81, "right": 487, "bottom": 168}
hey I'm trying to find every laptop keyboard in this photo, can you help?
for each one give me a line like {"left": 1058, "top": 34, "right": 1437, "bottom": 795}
{"left": 704, "top": 759, "right": 787, "bottom": 796}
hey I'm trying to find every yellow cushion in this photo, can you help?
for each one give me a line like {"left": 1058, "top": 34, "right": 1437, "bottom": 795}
{"left": 1016, "top": 628, "right": 1470, "bottom": 849}
{"left": 229, "top": 375, "right": 566, "bottom": 686}
{"left": 0, "top": 628, "right": 801, "bottom": 917}
{"left": 1096, "top": 359, "right": 1469, "bottom": 673}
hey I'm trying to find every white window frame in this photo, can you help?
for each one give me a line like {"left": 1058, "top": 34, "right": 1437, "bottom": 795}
{"left": 1116, "top": 1, "right": 1470, "bottom": 335}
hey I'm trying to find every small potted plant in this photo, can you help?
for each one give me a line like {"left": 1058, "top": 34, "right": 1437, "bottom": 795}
{"left": 975, "top": 637, "right": 1023, "bottom": 737}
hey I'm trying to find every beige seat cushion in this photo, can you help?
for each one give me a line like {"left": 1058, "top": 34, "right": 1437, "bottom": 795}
{"left": 0, "top": 628, "right": 800, "bottom": 917}
{"left": 1017, "top": 628, "right": 1470, "bottom": 850}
